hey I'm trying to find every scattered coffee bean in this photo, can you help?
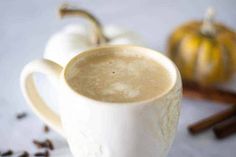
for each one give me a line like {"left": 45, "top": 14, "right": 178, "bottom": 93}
{"left": 16, "top": 112, "right": 27, "bottom": 120}
{"left": 33, "top": 140, "right": 46, "bottom": 149}
{"left": 33, "top": 139, "right": 54, "bottom": 150}
{"left": 1, "top": 150, "right": 13, "bottom": 156}
{"left": 43, "top": 125, "right": 50, "bottom": 133}
{"left": 45, "top": 139, "right": 54, "bottom": 150}
{"left": 18, "top": 151, "right": 29, "bottom": 157}
{"left": 34, "top": 150, "right": 49, "bottom": 157}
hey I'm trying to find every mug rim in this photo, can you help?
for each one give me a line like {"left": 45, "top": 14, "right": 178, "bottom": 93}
{"left": 61, "top": 45, "right": 180, "bottom": 106}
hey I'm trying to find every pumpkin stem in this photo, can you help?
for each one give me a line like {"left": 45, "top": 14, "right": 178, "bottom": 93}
{"left": 59, "top": 3, "right": 109, "bottom": 45}
{"left": 201, "top": 7, "right": 216, "bottom": 37}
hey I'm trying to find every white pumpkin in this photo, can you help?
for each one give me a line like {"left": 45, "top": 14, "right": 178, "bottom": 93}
{"left": 44, "top": 4, "right": 144, "bottom": 67}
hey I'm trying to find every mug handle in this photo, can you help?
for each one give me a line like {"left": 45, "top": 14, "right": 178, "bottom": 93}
{"left": 20, "top": 59, "right": 64, "bottom": 136}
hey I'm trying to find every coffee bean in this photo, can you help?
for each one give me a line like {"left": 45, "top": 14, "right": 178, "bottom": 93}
{"left": 16, "top": 112, "right": 27, "bottom": 120}
{"left": 18, "top": 151, "right": 29, "bottom": 157}
{"left": 34, "top": 150, "right": 49, "bottom": 157}
{"left": 45, "top": 139, "right": 54, "bottom": 150}
{"left": 1, "top": 150, "right": 13, "bottom": 156}
{"left": 43, "top": 125, "right": 50, "bottom": 133}
{"left": 33, "top": 139, "right": 54, "bottom": 150}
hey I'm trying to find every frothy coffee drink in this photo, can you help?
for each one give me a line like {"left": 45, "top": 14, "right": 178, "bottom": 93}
{"left": 67, "top": 51, "right": 172, "bottom": 103}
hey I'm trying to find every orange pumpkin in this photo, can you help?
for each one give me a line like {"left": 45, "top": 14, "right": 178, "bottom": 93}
{"left": 167, "top": 8, "right": 236, "bottom": 85}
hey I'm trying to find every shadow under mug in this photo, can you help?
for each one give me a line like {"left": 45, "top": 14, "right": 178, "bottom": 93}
{"left": 20, "top": 45, "right": 182, "bottom": 157}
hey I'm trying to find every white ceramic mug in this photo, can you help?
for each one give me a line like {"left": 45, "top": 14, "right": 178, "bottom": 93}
{"left": 21, "top": 45, "right": 182, "bottom": 157}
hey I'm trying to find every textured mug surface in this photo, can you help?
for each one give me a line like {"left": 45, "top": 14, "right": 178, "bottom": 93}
{"left": 21, "top": 45, "right": 182, "bottom": 157}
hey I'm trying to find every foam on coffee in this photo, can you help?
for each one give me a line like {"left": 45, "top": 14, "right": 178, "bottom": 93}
{"left": 66, "top": 50, "right": 172, "bottom": 103}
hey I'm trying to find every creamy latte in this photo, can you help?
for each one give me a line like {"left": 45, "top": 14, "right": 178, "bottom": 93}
{"left": 67, "top": 51, "right": 172, "bottom": 103}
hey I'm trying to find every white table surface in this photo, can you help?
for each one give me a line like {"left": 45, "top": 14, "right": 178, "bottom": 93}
{"left": 1, "top": 0, "right": 236, "bottom": 157}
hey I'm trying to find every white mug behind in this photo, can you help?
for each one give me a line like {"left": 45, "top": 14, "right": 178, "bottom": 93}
{"left": 20, "top": 45, "right": 182, "bottom": 157}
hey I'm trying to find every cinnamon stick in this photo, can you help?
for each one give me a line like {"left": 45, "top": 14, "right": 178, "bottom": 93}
{"left": 183, "top": 81, "right": 236, "bottom": 105}
{"left": 213, "top": 117, "right": 236, "bottom": 139}
{"left": 188, "top": 107, "right": 236, "bottom": 135}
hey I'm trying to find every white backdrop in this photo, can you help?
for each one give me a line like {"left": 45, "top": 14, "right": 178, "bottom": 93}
{"left": 0, "top": 0, "right": 236, "bottom": 157}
